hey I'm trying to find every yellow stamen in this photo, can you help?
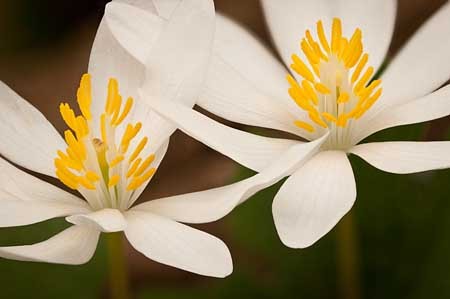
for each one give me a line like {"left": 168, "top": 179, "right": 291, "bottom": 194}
{"left": 331, "top": 18, "right": 342, "bottom": 54}
{"left": 109, "top": 155, "right": 124, "bottom": 168}
{"left": 317, "top": 20, "right": 330, "bottom": 53}
{"left": 108, "top": 175, "right": 120, "bottom": 187}
{"left": 291, "top": 54, "right": 315, "bottom": 82}
{"left": 315, "top": 82, "right": 331, "bottom": 94}
{"left": 126, "top": 158, "right": 142, "bottom": 178}
{"left": 294, "top": 120, "right": 315, "bottom": 133}
{"left": 128, "top": 137, "right": 148, "bottom": 163}
{"left": 134, "top": 154, "right": 155, "bottom": 177}
{"left": 351, "top": 53, "right": 368, "bottom": 83}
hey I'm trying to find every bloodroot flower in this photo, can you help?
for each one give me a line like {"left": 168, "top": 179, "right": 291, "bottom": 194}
{"left": 108, "top": 0, "right": 450, "bottom": 248}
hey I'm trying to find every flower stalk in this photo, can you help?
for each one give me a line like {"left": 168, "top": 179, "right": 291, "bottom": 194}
{"left": 106, "top": 232, "right": 131, "bottom": 299}
{"left": 336, "top": 211, "right": 361, "bottom": 299}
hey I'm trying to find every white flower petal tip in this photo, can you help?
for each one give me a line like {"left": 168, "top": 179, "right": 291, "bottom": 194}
{"left": 350, "top": 141, "right": 450, "bottom": 174}
{"left": 0, "top": 81, "right": 66, "bottom": 177}
{"left": 66, "top": 209, "right": 127, "bottom": 233}
{"left": 104, "top": 2, "right": 163, "bottom": 64}
{"left": 273, "top": 150, "right": 356, "bottom": 248}
{"left": 0, "top": 225, "right": 100, "bottom": 265}
{"left": 124, "top": 211, "right": 232, "bottom": 278}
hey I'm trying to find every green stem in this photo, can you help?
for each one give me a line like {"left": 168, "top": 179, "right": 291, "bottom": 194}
{"left": 106, "top": 232, "right": 131, "bottom": 299}
{"left": 336, "top": 211, "right": 361, "bottom": 299}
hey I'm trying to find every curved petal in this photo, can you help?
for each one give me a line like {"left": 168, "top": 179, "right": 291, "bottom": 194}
{"left": 198, "top": 14, "right": 302, "bottom": 135}
{"left": 131, "top": 134, "right": 328, "bottom": 223}
{"left": 0, "top": 157, "right": 90, "bottom": 227}
{"left": 105, "top": 0, "right": 216, "bottom": 152}
{"left": 349, "top": 141, "right": 450, "bottom": 174}
{"left": 124, "top": 211, "right": 232, "bottom": 278}
{"left": 140, "top": 0, "right": 215, "bottom": 106}
{"left": 273, "top": 150, "right": 356, "bottom": 248}
{"left": 89, "top": 1, "right": 161, "bottom": 133}
{"left": 261, "top": 0, "right": 396, "bottom": 72}
{"left": 355, "top": 84, "right": 450, "bottom": 143}
{"left": 146, "top": 97, "right": 300, "bottom": 172}
{"left": 89, "top": 1, "right": 174, "bottom": 154}
{"left": 66, "top": 209, "right": 127, "bottom": 233}
{"left": 0, "top": 225, "right": 100, "bottom": 265}
{"left": 368, "top": 2, "right": 450, "bottom": 118}
{"left": 0, "top": 81, "right": 66, "bottom": 177}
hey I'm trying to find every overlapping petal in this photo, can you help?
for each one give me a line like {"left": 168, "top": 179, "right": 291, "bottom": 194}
{"left": 0, "top": 82, "right": 66, "bottom": 177}
{"left": 124, "top": 210, "right": 232, "bottom": 277}
{"left": 273, "top": 150, "right": 356, "bottom": 248}
{"left": 146, "top": 97, "right": 300, "bottom": 172}
{"left": 0, "top": 157, "right": 90, "bottom": 227}
{"left": 0, "top": 225, "right": 100, "bottom": 265}
{"left": 198, "top": 15, "right": 302, "bottom": 135}
{"left": 350, "top": 141, "right": 450, "bottom": 174}
{"left": 132, "top": 134, "right": 327, "bottom": 223}
{"left": 66, "top": 209, "right": 127, "bottom": 233}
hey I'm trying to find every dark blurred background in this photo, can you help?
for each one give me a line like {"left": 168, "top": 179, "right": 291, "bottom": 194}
{"left": 0, "top": 0, "right": 450, "bottom": 298}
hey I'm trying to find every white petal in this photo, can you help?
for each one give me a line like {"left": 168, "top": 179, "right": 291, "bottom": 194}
{"left": 141, "top": 0, "right": 215, "bottom": 107}
{"left": 131, "top": 135, "right": 328, "bottom": 223}
{"left": 261, "top": 0, "right": 396, "bottom": 72}
{"left": 105, "top": 0, "right": 216, "bottom": 152}
{"left": 0, "top": 81, "right": 66, "bottom": 177}
{"left": 66, "top": 209, "right": 127, "bottom": 233}
{"left": 0, "top": 157, "right": 90, "bottom": 227}
{"left": 349, "top": 141, "right": 450, "bottom": 174}
{"left": 198, "top": 14, "right": 302, "bottom": 135}
{"left": 368, "top": 2, "right": 450, "bottom": 118}
{"left": 273, "top": 150, "right": 356, "bottom": 248}
{"left": 152, "top": 0, "right": 180, "bottom": 19}
{"left": 89, "top": 1, "right": 174, "bottom": 152}
{"left": 0, "top": 225, "right": 100, "bottom": 265}
{"left": 355, "top": 84, "right": 450, "bottom": 143}
{"left": 124, "top": 211, "right": 232, "bottom": 277}
{"left": 105, "top": 2, "right": 164, "bottom": 65}
{"left": 146, "top": 97, "right": 300, "bottom": 172}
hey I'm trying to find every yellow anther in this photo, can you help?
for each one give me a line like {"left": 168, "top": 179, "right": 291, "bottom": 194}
{"left": 78, "top": 176, "right": 96, "bottom": 190}
{"left": 338, "top": 37, "right": 348, "bottom": 59}
{"left": 288, "top": 88, "right": 313, "bottom": 111}
{"left": 109, "top": 155, "right": 124, "bottom": 168}
{"left": 140, "top": 168, "right": 156, "bottom": 182}
{"left": 351, "top": 53, "right": 369, "bottom": 83}
{"left": 134, "top": 154, "right": 155, "bottom": 177}
{"left": 354, "top": 66, "right": 374, "bottom": 93}
{"left": 301, "top": 39, "right": 320, "bottom": 65}
{"left": 77, "top": 74, "right": 92, "bottom": 120}
{"left": 294, "top": 120, "right": 315, "bottom": 132}
{"left": 56, "top": 170, "right": 78, "bottom": 190}
{"left": 64, "top": 130, "right": 85, "bottom": 160}
{"left": 315, "top": 82, "right": 331, "bottom": 94}
{"left": 126, "top": 158, "right": 142, "bottom": 178}
{"left": 337, "top": 92, "right": 350, "bottom": 104}
{"left": 111, "top": 95, "right": 123, "bottom": 125}
{"left": 57, "top": 150, "right": 83, "bottom": 171}
{"left": 100, "top": 114, "right": 107, "bottom": 144}
{"left": 75, "top": 116, "right": 89, "bottom": 138}
{"left": 113, "top": 97, "right": 133, "bottom": 126}
{"left": 60, "top": 103, "right": 77, "bottom": 131}
{"left": 302, "top": 80, "right": 319, "bottom": 105}
{"left": 128, "top": 137, "right": 148, "bottom": 163}
{"left": 309, "top": 111, "right": 328, "bottom": 128}
{"left": 358, "top": 79, "right": 381, "bottom": 99}
{"left": 317, "top": 20, "right": 330, "bottom": 53}
{"left": 85, "top": 171, "right": 100, "bottom": 182}
{"left": 108, "top": 175, "right": 120, "bottom": 188}
{"left": 322, "top": 112, "right": 337, "bottom": 123}
{"left": 336, "top": 115, "right": 348, "bottom": 127}
{"left": 291, "top": 54, "right": 315, "bottom": 82}
{"left": 331, "top": 18, "right": 342, "bottom": 54}
{"left": 105, "top": 78, "right": 119, "bottom": 115}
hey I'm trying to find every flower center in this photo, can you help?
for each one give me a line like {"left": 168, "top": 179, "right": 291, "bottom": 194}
{"left": 54, "top": 74, "right": 156, "bottom": 210}
{"left": 286, "top": 18, "right": 383, "bottom": 149}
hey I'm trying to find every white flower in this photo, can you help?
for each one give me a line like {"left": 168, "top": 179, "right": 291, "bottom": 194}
{"left": 108, "top": 0, "right": 450, "bottom": 248}
{"left": 0, "top": 0, "right": 313, "bottom": 277}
